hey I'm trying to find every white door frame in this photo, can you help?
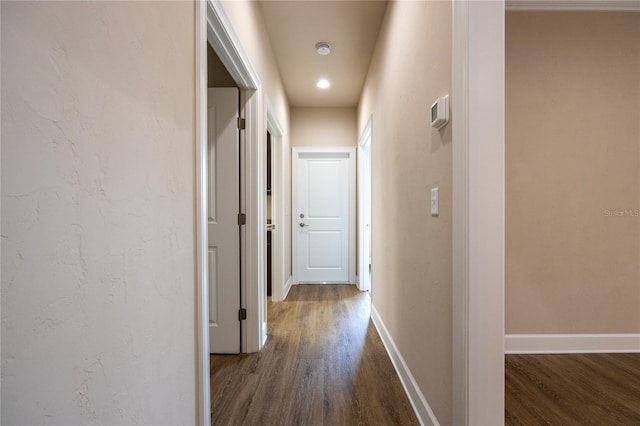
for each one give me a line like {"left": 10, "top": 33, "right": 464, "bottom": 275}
{"left": 357, "top": 117, "right": 372, "bottom": 292}
{"left": 206, "top": 1, "right": 266, "bottom": 352}
{"left": 196, "top": 1, "right": 267, "bottom": 424}
{"left": 292, "top": 146, "right": 356, "bottom": 285}
{"left": 266, "top": 99, "right": 287, "bottom": 303}
{"left": 451, "top": 1, "right": 505, "bottom": 424}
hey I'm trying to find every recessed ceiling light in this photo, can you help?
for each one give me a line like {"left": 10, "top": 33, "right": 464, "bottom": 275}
{"left": 315, "top": 42, "right": 332, "bottom": 56}
{"left": 316, "top": 79, "right": 331, "bottom": 89}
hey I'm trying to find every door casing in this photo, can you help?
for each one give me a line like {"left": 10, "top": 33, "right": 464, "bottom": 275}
{"left": 266, "top": 100, "right": 287, "bottom": 303}
{"left": 357, "top": 117, "right": 373, "bottom": 292}
{"left": 196, "top": 1, "right": 267, "bottom": 425}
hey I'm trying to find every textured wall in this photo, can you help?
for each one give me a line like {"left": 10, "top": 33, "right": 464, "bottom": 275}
{"left": 1, "top": 2, "right": 196, "bottom": 424}
{"left": 358, "top": 1, "right": 453, "bottom": 423}
{"left": 506, "top": 12, "right": 640, "bottom": 334}
{"left": 291, "top": 108, "right": 357, "bottom": 147}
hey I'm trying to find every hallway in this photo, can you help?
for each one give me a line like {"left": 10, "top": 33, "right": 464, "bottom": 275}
{"left": 210, "top": 285, "right": 419, "bottom": 425}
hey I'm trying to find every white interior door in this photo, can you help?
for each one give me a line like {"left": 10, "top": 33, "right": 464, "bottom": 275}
{"left": 294, "top": 148, "right": 355, "bottom": 283}
{"left": 207, "top": 87, "right": 241, "bottom": 354}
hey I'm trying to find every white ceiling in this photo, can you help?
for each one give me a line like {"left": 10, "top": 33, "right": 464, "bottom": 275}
{"left": 259, "top": 0, "right": 388, "bottom": 108}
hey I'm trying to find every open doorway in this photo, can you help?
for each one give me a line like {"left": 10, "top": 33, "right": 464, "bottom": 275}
{"left": 504, "top": 9, "right": 640, "bottom": 424}
{"left": 196, "top": 2, "right": 268, "bottom": 424}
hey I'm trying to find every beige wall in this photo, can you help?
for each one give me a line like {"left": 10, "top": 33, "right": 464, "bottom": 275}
{"left": 358, "top": 1, "right": 452, "bottom": 423}
{"left": 506, "top": 12, "right": 640, "bottom": 334}
{"left": 291, "top": 108, "right": 357, "bottom": 147}
{"left": 1, "top": 2, "right": 196, "bottom": 423}
{"left": 221, "top": 0, "right": 292, "bottom": 280}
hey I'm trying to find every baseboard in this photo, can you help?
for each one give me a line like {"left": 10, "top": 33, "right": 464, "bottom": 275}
{"left": 370, "top": 305, "right": 440, "bottom": 426}
{"left": 505, "top": 333, "right": 640, "bottom": 354}
{"left": 506, "top": 0, "right": 640, "bottom": 11}
{"left": 283, "top": 275, "right": 293, "bottom": 300}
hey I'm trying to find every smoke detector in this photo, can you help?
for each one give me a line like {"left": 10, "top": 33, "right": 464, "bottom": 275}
{"left": 315, "top": 42, "right": 332, "bottom": 56}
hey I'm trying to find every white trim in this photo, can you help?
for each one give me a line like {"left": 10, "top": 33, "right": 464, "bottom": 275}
{"left": 206, "top": 1, "right": 260, "bottom": 90}
{"left": 371, "top": 305, "right": 440, "bottom": 426}
{"left": 357, "top": 117, "right": 372, "bottom": 293}
{"left": 291, "top": 147, "right": 357, "bottom": 285}
{"left": 452, "top": 1, "right": 505, "bottom": 425}
{"left": 240, "top": 88, "right": 265, "bottom": 353}
{"left": 266, "top": 98, "right": 286, "bottom": 304}
{"left": 467, "top": 2, "right": 506, "bottom": 423}
{"left": 283, "top": 275, "right": 293, "bottom": 301}
{"left": 204, "top": 0, "right": 264, "bottom": 356}
{"left": 506, "top": 0, "right": 640, "bottom": 11}
{"left": 266, "top": 97, "right": 284, "bottom": 136}
{"left": 195, "top": 2, "right": 210, "bottom": 425}
{"left": 358, "top": 117, "right": 372, "bottom": 147}
{"left": 451, "top": 1, "right": 469, "bottom": 423}
{"left": 451, "top": 1, "right": 469, "bottom": 424}
{"left": 505, "top": 334, "right": 640, "bottom": 354}
{"left": 262, "top": 321, "right": 268, "bottom": 346}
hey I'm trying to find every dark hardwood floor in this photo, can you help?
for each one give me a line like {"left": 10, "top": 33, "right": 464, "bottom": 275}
{"left": 210, "top": 284, "right": 419, "bottom": 425}
{"left": 506, "top": 353, "right": 640, "bottom": 425}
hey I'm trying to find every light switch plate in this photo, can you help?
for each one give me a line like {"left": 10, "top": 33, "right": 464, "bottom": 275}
{"left": 431, "top": 188, "right": 439, "bottom": 216}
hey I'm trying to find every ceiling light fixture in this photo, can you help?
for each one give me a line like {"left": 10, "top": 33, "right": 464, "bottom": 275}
{"left": 315, "top": 42, "right": 332, "bottom": 56}
{"left": 316, "top": 79, "right": 331, "bottom": 89}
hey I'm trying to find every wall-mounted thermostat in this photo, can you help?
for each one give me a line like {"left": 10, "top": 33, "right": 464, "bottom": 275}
{"left": 430, "top": 95, "right": 449, "bottom": 129}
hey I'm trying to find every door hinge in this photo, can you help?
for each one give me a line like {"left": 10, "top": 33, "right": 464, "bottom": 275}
{"left": 238, "top": 308, "right": 247, "bottom": 321}
{"left": 238, "top": 213, "right": 246, "bottom": 225}
{"left": 237, "top": 117, "right": 246, "bottom": 130}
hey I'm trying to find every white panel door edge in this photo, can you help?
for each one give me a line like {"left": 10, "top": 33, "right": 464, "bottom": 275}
{"left": 292, "top": 147, "right": 356, "bottom": 284}
{"left": 207, "top": 87, "right": 241, "bottom": 354}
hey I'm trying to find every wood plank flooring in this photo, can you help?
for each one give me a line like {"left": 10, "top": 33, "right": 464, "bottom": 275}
{"left": 506, "top": 353, "right": 640, "bottom": 425}
{"left": 210, "top": 285, "right": 419, "bottom": 426}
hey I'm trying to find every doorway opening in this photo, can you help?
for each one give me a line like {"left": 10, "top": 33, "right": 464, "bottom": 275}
{"left": 196, "top": 2, "right": 268, "bottom": 424}
{"left": 206, "top": 29, "right": 244, "bottom": 356}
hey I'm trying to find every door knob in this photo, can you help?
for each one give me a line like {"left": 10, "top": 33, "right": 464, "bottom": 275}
{"left": 299, "top": 222, "right": 309, "bottom": 227}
